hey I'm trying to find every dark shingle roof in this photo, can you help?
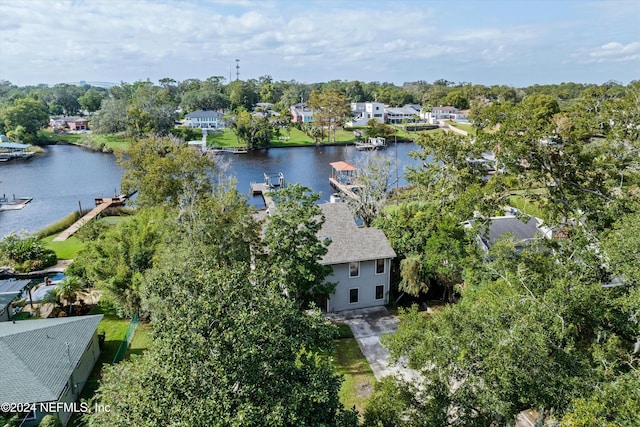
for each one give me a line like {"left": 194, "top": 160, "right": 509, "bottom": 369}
{"left": 479, "top": 216, "right": 545, "bottom": 248}
{"left": 185, "top": 109, "right": 223, "bottom": 119}
{"left": 0, "top": 315, "right": 103, "bottom": 403}
{"left": 318, "top": 203, "right": 395, "bottom": 265}
{"left": 0, "top": 279, "right": 31, "bottom": 294}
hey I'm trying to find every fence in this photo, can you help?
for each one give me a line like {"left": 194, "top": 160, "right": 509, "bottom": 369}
{"left": 111, "top": 312, "right": 139, "bottom": 364}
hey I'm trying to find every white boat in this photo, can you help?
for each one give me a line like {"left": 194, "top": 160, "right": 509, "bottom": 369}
{"left": 355, "top": 137, "right": 387, "bottom": 151}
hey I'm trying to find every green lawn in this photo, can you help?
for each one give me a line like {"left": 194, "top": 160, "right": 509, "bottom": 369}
{"left": 445, "top": 120, "right": 475, "bottom": 135}
{"left": 41, "top": 235, "right": 85, "bottom": 259}
{"left": 39, "top": 129, "right": 131, "bottom": 151}
{"left": 508, "top": 195, "right": 547, "bottom": 220}
{"left": 333, "top": 337, "right": 376, "bottom": 415}
{"left": 125, "top": 322, "right": 153, "bottom": 360}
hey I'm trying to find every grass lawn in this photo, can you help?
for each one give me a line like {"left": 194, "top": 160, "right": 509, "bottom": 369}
{"left": 41, "top": 235, "right": 85, "bottom": 259}
{"left": 509, "top": 195, "right": 547, "bottom": 220}
{"left": 446, "top": 120, "right": 475, "bottom": 135}
{"left": 125, "top": 321, "right": 153, "bottom": 360}
{"left": 333, "top": 337, "right": 376, "bottom": 415}
{"left": 39, "top": 130, "right": 131, "bottom": 151}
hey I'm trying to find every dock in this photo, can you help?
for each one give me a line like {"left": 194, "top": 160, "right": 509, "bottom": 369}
{"left": 53, "top": 196, "right": 127, "bottom": 241}
{"left": 209, "top": 146, "right": 248, "bottom": 154}
{"left": 0, "top": 196, "right": 33, "bottom": 212}
{"left": 329, "top": 161, "right": 362, "bottom": 200}
{"left": 250, "top": 182, "right": 276, "bottom": 212}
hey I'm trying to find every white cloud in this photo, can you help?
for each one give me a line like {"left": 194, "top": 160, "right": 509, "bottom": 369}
{"left": 573, "top": 41, "right": 640, "bottom": 63}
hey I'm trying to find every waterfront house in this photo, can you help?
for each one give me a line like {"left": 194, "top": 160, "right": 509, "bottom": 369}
{"left": 49, "top": 116, "right": 88, "bottom": 131}
{"left": 346, "top": 102, "right": 385, "bottom": 127}
{"left": 184, "top": 109, "right": 225, "bottom": 129}
{"left": 0, "top": 315, "right": 103, "bottom": 426}
{"left": 318, "top": 203, "right": 396, "bottom": 312}
{"left": 290, "top": 102, "right": 314, "bottom": 124}
{"left": 425, "top": 106, "right": 459, "bottom": 124}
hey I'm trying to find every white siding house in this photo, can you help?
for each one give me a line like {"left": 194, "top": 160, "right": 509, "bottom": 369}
{"left": 318, "top": 203, "right": 396, "bottom": 312}
{"left": 347, "top": 102, "right": 385, "bottom": 127}
{"left": 184, "top": 110, "right": 224, "bottom": 129}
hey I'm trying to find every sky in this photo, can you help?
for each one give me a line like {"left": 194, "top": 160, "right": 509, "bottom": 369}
{"left": 0, "top": 0, "right": 638, "bottom": 88}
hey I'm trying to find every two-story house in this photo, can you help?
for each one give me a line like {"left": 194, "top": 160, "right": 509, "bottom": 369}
{"left": 346, "top": 102, "right": 385, "bottom": 127}
{"left": 290, "top": 102, "right": 314, "bottom": 124}
{"left": 318, "top": 203, "right": 396, "bottom": 312}
{"left": 184, "top": 109, "right": 225, "bottom": 129}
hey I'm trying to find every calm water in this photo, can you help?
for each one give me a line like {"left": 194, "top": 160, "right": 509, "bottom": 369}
{"left": 0, "top": 142, "right": 422, "bottom": 237}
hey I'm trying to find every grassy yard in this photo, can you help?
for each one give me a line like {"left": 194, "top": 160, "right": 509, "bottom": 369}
{"left": 332, "top": 331, "right": 376, "bottom": 416}
{"left": 41, "top": 235, "right": 84, "bottom": 259}
{"left": 445, "top": 120, "right": 475, "bottom": 135}
{"left": 508, "top": 195, "right": 547, "bottom": 220}
{"left": 39, "top": 129, "right": 131, "bottom": 151}
{"left": 125, "top": 321, "right": 153, "bottom": 360}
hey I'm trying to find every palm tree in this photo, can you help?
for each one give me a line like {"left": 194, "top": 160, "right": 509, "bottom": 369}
{"left": 54, "top": 276, "right": 89, "bottom": 315}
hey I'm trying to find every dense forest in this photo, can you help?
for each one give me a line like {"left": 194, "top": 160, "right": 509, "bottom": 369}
{"left": 1, "top": 77, "right": 638, "bottom": 426}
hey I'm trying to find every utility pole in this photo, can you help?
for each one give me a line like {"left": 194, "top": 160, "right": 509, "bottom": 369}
{"left": 235, "top": 59, "right": 240, "bottom": 81}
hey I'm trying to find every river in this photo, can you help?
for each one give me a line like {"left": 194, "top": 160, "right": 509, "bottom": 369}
{"left": 0, "top": 142, "right": 423, "bottom": 237}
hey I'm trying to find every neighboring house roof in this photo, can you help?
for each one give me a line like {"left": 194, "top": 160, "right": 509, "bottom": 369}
{"left": 0, "top": 134, "right": 10, "bottom": 142}
{"left": 0, "top": 315, "right": 103, "bottom": 403}
{"left": 185, "top": 110, "right": 223, "bottom": 119}
{"left": 432, "top": 106, "right": 458, "bottom": 112}
{"left": 0, "top": 292, "right": 19, "bottom": 310}
{"left": 318, "top": 203, "right": 396, "bottom": 265}
{"left": 470, "top": 216, "right": 550, "bottom": 250}
{"left": 0, "top": 279, "right": 31, "bottom": 294}
{"left": 0, "top": 143, "right": 30, "bottom": 150}
{"left": 385, "top": 107, "right": 418, "bottom": 115}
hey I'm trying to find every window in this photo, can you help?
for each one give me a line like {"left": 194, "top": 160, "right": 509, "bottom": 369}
{"left": 376, "top": 259, "right": 385, "bottom": 274}
{"left": 349, "top": 288, "right": 359, "bottom": 304}
{"left": 349, "top": 261, "right": 360, "bottom": 277}
{"left": 375, "top": 285, "right": 384, "bottom": 300}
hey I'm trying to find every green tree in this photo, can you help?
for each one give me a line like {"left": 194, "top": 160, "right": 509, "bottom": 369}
{"left": 262, "top": 184, "right": 335, "bottom": 308}
{"left": 232, "top": 110, "right": 272, "bottom": 148}
{"left": 0, "top": 97, "right": 48, "bottom": 142}
{"left": 90, "top": 98, "right": 128, "bottom": 134}
{"left": 348, "top": 154, "right": 391, "bottom": 227}
{"left": 118, "top": 135, "right": 216, "bottom": 208}
{"left": 308, "top": 89, "right": 351, "bottom": 142}
{"left": 78, "top": 88, "right": 107, "bottom": 112}
{"left": 86, "top": 240, "right": 357, "bottom": 427}
{"left": 53, "top": 275, "right": 89, "bottom": 315}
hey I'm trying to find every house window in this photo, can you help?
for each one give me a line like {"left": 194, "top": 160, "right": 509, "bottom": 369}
{"left": 375, "top": 285, "right": 384, "bottom": 300}
{"left": 349, "top": 288, "right": 359, "bottom": 304}
{"left": 349, "top": 261, "right": 360, "bottom": 278}
{"left": 375, "top": 259, "right": 385, "bottom": 275}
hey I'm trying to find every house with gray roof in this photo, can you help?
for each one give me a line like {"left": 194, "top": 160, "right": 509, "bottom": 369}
{"left": 184, "top": 109, "right": 225, "bottom": 129}
{"left": 318, "top": 203, "right": 396, "bottom": 312}
{"left": 0, "top": 315, "right": 103, "bottom": 426}
{"left": 465, "top": 215, "right": 552, "bottom": 254}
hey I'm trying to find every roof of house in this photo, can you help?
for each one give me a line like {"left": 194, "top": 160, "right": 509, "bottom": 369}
{"left": 385, "top": 107, "right": 418, "bottom": 115}
{"left": 185, "top": 110, "right": 223, "bottom": 119}
{"left": 0, "top": 315, "right": 103, "bottom": 403}
{"left": 0, "top": 279, "right": 31, "bottom": 294}
{"left": 318, "top": 203, "right": 396, "bottom": 265}
{"left": 330, "top": 161, "right": 358, "bottom": 172}
{"left": 0, "top": 292, "right": 19, "bottom": 310}
{"left": 0, "top": 143, "right": 31, "bottom": 150}
{"left": 475, "top": 216, "right": 545, "bottom": 248}
{"left": 432, "top": 106, "right": 458, "bottom": 112}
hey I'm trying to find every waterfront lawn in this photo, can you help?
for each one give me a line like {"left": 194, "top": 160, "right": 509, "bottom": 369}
{"left": 206, "top": 128, "right": 241, "bottom": 147}
{"left": 41, "top": 235, "right": 85, "bottom": 259}
{"left": 333, "top": 337, "right": 376, "bottom": 415}
{"left": 39, "top": 130, "right": 131, "bottom": 151}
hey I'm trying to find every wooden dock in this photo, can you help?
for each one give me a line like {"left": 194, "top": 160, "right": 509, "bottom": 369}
{"left": 209, "top": 146, "right": 248, "bottom": 154}
{"left": 250, "top": 182, "right": 276, "bottom": 213}
{"left": 53, "top": 197, "right": 126, "bottom": 241}
{"left": 328, "top": 178, "right": 361, "bottom": 200}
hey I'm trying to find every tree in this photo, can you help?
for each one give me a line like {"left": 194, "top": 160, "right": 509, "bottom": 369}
{"left": 118, "top": 135, "right": 216, "bottom": 208}
{"left": 68, "top": 208, "right": 169, "bottom": 318}
{"left": 348, "top": 154, "right": 391, "bottom": 227}
{"left": 232, "top": 110, "right": 272, "bottom": 148}
{"left": 86, "top": 238, "right": 357, "bottom": 427}
{"left": 444, "top": 90, "right": 469, "bottom": 109}
{"left": 308, "top": 89, "right": 351, "bottom": 142}
{"left": 262, "top": 184, "right": 335, "bottom": 308}
{"left": 54, "top": 275, "right": 89, "bottom": 315}
{"left": 90, "top": 98, "right": 128, "bottom": 134}
{"left": 78, "top": 88, "right": 107, "bottom": 112}
{"left": 0, "top": 97, "right": 49, "bottom": 142}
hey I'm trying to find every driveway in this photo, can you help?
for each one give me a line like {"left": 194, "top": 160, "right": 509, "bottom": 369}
{"left": 331, "top": 306, "right": 419, "bottom": 383}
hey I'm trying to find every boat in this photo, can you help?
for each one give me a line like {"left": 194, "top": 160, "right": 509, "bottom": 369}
{"left": 355, "top": 137, "right": 387, "bottom": 151}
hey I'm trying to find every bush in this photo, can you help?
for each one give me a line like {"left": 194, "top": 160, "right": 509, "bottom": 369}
{"left": 34, "top": 211, "right": 81, "bottom": 239}
{"left": 38, "top": 415, "right": 63, "bottom": 427}
{"left": 0, "top": 233, "right": 57, "bottom": 272}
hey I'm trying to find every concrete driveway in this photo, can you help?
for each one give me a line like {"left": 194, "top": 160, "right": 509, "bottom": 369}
{"left": 331, "top": 306, "right": 419, "bottom": 383}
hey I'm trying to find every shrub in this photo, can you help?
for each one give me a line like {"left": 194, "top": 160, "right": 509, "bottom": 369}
{"left": 0, "top": 233, "right": 57, "bottom": 272}
{"left": 38, "top": 414, "right": 63, "bottom": 427}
